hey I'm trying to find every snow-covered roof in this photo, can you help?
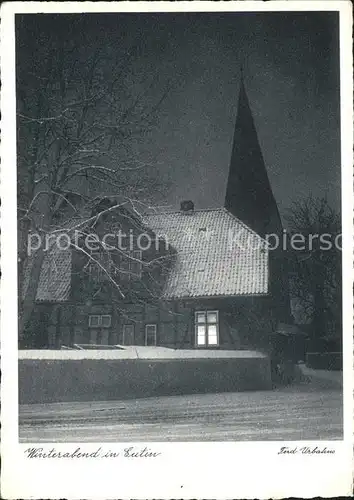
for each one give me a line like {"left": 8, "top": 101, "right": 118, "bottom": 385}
{"left": 23, "top": 207, "right": 269, "bottom": 302}
{"left": 144, "top": 207, "right": 268, "bottom": 299}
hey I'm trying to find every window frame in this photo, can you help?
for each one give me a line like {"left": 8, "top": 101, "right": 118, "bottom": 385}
{"left": 88, "top": 314, "right": 112, "bottom": 328}
{"left": 145, "top": 324, "right": 157, "bottom": 346}
{"left": 116, "top": 250, "right": 143, "bottom": 280}
{"left": 88, "top": 314, "right": 100, "bottom": 328}
{"left": 195, "top": 310, "right": 219, "bottom": 347}
{"left": 101, "top": 314, "right": 112, "bottom": 328}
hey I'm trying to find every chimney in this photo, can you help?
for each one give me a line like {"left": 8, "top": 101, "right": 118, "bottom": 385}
{"left": 180, "top": 200, "right": 194, "bottom": 213}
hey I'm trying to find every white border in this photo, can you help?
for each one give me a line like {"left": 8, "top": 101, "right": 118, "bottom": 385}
{"left": 1, "top": 2, "right": 353, "bottom": 498}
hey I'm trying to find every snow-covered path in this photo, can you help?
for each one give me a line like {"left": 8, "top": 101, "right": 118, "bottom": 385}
{"left": 19, "top": 380, "right": 342, "bottom": 442}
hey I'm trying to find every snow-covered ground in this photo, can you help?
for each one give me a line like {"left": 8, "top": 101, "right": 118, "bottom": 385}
{"left": 298, "top": 364, "right": 342, "bottom": 385}
{"left": 19, "top": 379, "right": 342, "bottom": 442}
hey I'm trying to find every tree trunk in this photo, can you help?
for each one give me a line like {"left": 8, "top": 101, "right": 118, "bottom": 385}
{"left": 18, "top": 246, "right": 46, "bottom": 346}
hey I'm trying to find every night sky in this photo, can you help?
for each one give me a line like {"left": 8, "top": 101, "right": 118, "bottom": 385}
{"left": 17, "top": 12, "right": 340, "bottom": 221}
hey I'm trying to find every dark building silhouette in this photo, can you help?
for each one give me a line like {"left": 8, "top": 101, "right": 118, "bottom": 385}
{"left": 225, "top": 76, "right": 282, "bottom": 238}
{"left": 225, "top": 75, "right": 291, "bottom": 323}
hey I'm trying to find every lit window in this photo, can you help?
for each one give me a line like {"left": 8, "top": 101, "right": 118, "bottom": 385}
{"left": 88, "top": 315, "right": 111, "bottom": 328}
{"left": 195, "top": 311, "right": 219, "bottom": 347}
{"left": 145, "top": 324, "right": 157, "bottom": 346}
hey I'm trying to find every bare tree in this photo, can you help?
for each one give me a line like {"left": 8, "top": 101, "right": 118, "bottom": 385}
{"left": 285, "top": 195, "right": 341, "bottom": 343}
{"left": 17, "top": 17, "right": 171, "bottom": 340}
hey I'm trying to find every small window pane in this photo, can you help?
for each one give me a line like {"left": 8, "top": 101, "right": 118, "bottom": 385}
{"left": 196, "top": 312, "right": 205, "bottom": 323}
{"left": 197, "top": 325, "right": 206, "bottom": 345}
{"left": 89, "top": 315, "right": 100, "bottom": 328}
{"left": 101, "top": 315, "right": 111, "bottom": 328}
{"left": 208, "top": 324, "right": 217, "bottom": 336}
{"left": 208, "top": 335, "right": 218, "bottom": 346}
{"left": 207, "top": 312, "right": 217, "bottom": 324}
{"left": 208, "top": 324, "right": 218, "bottom": 345}
{"left": 197, "top": 325, "right": 206, "bottom": 335}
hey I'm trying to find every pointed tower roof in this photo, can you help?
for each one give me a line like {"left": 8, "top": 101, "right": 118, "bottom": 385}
{"left": 225, "top": 75, "right": 282, "bottom": 237}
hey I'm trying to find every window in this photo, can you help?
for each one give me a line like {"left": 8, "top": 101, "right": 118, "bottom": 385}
{"left": 88, "top": 315, "right": 111, "bottom": 328}
{"left": 116, "top": 250, "right": 142, "bottom": 279}
{"left": 88, "top": 315, "right": 100, "bottom": 328}
{"left": 88, "top": 251, "right": 117, "bottom": 283}
{"left": 145, "top": 324, "right": 157, "bottom": 346}
{"left": 195, "top": 311, "right": 219, "bottom": 347}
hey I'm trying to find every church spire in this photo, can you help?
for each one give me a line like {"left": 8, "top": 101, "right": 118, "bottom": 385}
{"left": 224, "top": 74, "right": 282, "bottom": 238}
{"left": 224, "top": 73, "right": 292, "bottom": 323}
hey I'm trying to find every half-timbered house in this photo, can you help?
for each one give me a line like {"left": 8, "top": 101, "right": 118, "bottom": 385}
{"left": 21, "top": 78, "right": 291, "bottom": 350}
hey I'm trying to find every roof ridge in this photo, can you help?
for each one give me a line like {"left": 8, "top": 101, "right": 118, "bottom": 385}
{"left": 145, "top": 206, "right": 268, "bottom": 244}
{"left": 144, "top": 207, "right": 225, "bottom": 216}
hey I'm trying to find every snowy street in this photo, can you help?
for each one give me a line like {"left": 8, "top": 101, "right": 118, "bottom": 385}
{"left": 19, "top": 376, "right": 342, "bottom": 442}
